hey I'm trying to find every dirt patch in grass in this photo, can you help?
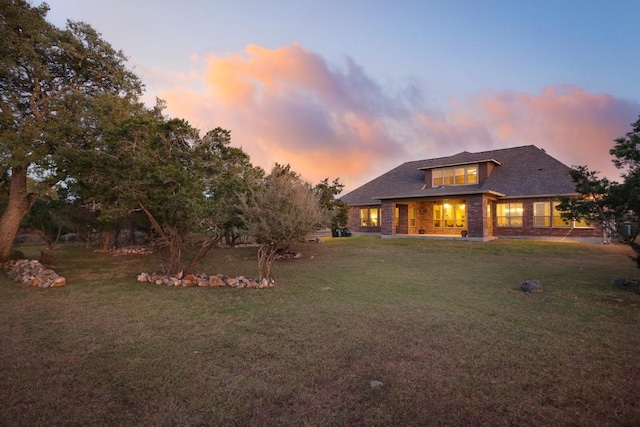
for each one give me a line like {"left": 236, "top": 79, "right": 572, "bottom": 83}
{"left": 1, "top": 238, "right": 639, "bottom": 425}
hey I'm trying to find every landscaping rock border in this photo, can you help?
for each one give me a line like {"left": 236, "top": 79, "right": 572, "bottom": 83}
{"left": 137, "top": 272, "right": 274, "bottom": 289}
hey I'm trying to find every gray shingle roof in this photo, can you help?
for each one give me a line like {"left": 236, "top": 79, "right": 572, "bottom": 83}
{"left": 340, "top": 145, "right": 578, "bottom": 206}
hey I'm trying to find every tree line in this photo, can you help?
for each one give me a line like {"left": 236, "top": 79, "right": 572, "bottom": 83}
{"left": 0, "top": 0, "right": 348, "bottom": 281}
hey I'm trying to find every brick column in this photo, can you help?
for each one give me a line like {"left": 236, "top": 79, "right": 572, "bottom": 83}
{"left": 467, "top": 195, "right": 485, "bottom": 238}
{"left": 381, "top": 201, "right": 395, "bottom": 236}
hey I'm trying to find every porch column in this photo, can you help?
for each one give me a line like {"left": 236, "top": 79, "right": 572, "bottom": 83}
{"left": 467, "top": 195, "right": 485, "bottom": 238}
{"left": 381, "top": 201, "right": 395, "bottom": 236}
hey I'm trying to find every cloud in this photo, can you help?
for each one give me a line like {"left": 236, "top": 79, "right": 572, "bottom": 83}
{"left": 159, "top": 44, "right": 409, "bottom": 190}
{"left": 156, "top": 44, "right": 639, "bottom": 192}
{"left": 414, "top": 85, "right": 639, "bottom": 181}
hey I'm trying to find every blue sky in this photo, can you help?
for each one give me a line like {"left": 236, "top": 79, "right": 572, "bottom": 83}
{"left": 45, "top": 0, "right": 640, "bottom": 192}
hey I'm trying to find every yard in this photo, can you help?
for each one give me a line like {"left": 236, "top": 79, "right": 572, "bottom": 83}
{"left": 0, "top": 237, "right": 638, "bottom": 426}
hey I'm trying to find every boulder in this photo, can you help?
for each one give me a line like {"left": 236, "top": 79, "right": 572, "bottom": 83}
{"left": 520, "top": 279, "right": 543, "bottom": 293}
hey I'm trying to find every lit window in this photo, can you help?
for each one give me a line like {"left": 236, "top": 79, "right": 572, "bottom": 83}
{"left": 529, "top": 201, "right": 594, "bottom": 229}
{"left": 533, "top": 202, "right": 551, "bottom": 227}
{"left": 467, "top": 165, "right": 478, "bottom": 184}
{"left": 443, "top": 168, "right": 454, "bottom": 186}
{"left": 552, "top": 202, "right": 592, "bottom": 228}
{"left": 409, "top": 206, "right": 416, "bottom": 227}
{"left": 431, "top": 164, "right": 479, "bottom": 187}
{"left": 433, "top": 200, "right": 466, "bottom": 228}
{"left": 552, "top": 202, "right": 571, "bottom": 228}
{"left": 433, "top": 169, "right": 443, "bottom": 187}
{"left": 360, "top": 208, "right": 381, "bottom": 227}
{"left": 497, "top": 202, "right": 523, "bottom": 227}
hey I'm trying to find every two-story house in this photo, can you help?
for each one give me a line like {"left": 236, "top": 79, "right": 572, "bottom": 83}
{"left": 340, "top": 145, "right": 602, "bottom": 242}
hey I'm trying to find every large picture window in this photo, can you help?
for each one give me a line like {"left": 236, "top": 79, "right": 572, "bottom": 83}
{"left": 534, "top": 201, "right": 592, "bottom": 228}
{"left": 497, "top": 202, "right": 523, "bottom": 227}
{"left": 433, "top": 200, "right": 466, "bottom": 228}
{"left": 360, "top": 207, "right": 381, "bottom": 227}
{"left": 432, "top": 164, "right": 478, "bottom": 187}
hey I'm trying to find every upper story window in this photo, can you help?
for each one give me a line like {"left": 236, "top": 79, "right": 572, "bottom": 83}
{"left": 432, "top": 164, "right": 478, "bottom": 187}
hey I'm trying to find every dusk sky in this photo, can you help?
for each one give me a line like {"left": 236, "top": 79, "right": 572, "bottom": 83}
{"left": 45, "top": 0, "right": 640, "bottom": 193}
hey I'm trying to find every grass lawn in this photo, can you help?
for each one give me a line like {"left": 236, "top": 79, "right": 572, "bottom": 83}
{"left": 1, "top": 237, "right": 639, "bottom": 426}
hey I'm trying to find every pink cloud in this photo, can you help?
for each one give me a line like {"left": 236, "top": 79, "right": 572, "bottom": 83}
{"left": 417, "top": 85, "right": 639, "bottom": 181}
{"left": 156, "top": 44, "right": 639, "bottom": 192}
{"left": 160, "top": 44, "right": 409, "bottom": 191}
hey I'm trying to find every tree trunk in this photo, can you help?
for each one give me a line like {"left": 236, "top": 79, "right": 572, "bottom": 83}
{"left": 257, "top": 243, "right": 278, "bottom": 282}
{"left": 0, "top": 165, "right": 38, "bottom": 262}
{"left": 184, "top": 235, "right": 221, "bottom": 274}
{"left": 165, "top": 240, "right": 182, "bottom": 275}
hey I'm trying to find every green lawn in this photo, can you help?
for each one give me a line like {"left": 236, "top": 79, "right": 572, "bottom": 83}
{"left": 1, "top": 237, "right": 639, "bottom": 426}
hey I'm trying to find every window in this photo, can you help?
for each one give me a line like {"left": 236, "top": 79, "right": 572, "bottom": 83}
{"left": 409, "top": 206, "right": 416, "bottom": 227}
{"left": 432, "top": 164, "right": 478, "bottom": 187}
{"left": 533, "top": 202, "right": 551, "bottom": 227}
{"left": 433, "top": 200, "right": 466, "bottom": 228}
{"left": 533, "top": 201, "right": 592, "bottom": 229}
{"left": 497, "top": 202, "right": 523, "bottom": 227}
{"left": 552, "top": 202, "right": 571, "bottom": 228}
{"left": 360, "top": 208, "right": 381, "bottom": 227}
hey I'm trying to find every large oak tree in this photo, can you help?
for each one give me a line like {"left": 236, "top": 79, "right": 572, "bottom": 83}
{"left": 0, "top": 0, "right": 142, "bottom": 261}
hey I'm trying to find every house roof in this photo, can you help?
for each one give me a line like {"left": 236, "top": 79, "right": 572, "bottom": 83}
{"left": 340, "top": 145, "right": 579, "bottom": 206}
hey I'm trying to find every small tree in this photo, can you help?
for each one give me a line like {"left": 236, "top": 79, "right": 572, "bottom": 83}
{"left": 558, "top": 114, "right": 640, "bottom": 269}
{"left": 315, "top": 178, "right": 349, "bottom": 229}
{"left": 240, "top": 164, "right": 332, "bottom": 283}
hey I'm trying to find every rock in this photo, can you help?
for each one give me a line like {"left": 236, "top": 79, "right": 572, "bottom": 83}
{"left": 209, "top": 276, "right": 225, "bottom": 287}
{"left": 135, "top": 271, "right": 276, "bottom": 290}
{"left": 370, "top": 380, "right": 384, "bottom": 389}
{"left": 612, "top": 278, "right": 640, "bottom": 293}
{"left": 520, "top": 279, "right": 543, "bottom": 293}
{"left": 51, "top": 277, "right": 66, "bottom": 287}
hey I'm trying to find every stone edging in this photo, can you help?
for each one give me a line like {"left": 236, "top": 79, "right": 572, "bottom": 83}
{"left": 137, "top": 272, "right": 274, "bottom": 288}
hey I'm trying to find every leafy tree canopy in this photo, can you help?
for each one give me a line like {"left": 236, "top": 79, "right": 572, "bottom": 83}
{"left": 240, "top": 164, "right": 332, "bottom": 281}
{"left": 0, "top": 0, "right": 143, "bottom": 261}
{"left": 559, "top": 114, "right": 640, "bottom": 268}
